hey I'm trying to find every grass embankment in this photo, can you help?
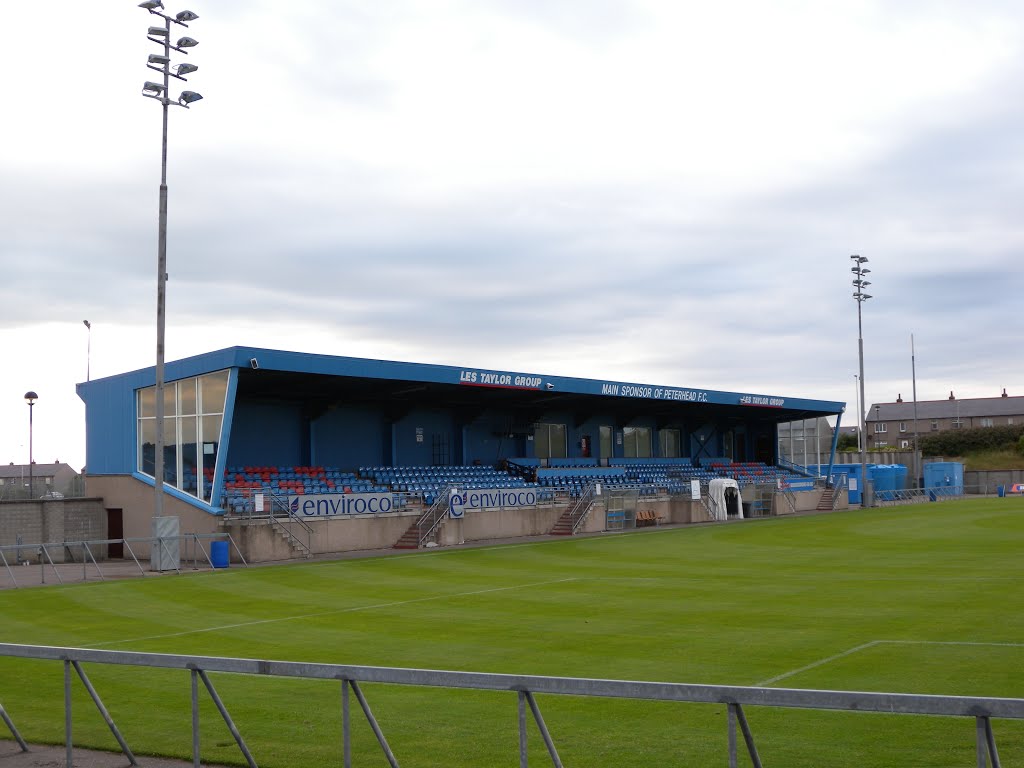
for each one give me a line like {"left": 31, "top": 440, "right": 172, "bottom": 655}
{"left": 2, "top": 498, "right": 1024, "bottom": 767}
{"left": 961, "top": 448, "right": 1024, "bottom": 471}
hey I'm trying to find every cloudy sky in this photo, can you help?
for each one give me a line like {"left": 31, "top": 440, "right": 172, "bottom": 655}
{"left": 2, "top": 0, "right": 1022, "bottom": 471}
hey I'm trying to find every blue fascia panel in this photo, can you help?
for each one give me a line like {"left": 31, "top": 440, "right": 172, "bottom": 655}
{"left": 87, "top": 346, "right": 845, "bottom": 418}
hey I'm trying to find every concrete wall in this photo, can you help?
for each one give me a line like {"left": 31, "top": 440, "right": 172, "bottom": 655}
{"left": 84, "top": 475, "right": 220, "bottom": 558}
{"left": 439, "top": 505, "right": 566, "bottom": 545}
{"left": 0, "top": 498, "right": 107, "bottom": 562}
{"left": 223, "top": 511, "right": 419, "bottom": 562}
{"left": 966, "top": 469, "right": 1024, "bottom": 493}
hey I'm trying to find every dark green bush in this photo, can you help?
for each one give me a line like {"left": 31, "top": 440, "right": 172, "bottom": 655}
{"left": 920, "top": 424, "right": 1024, "bottom": 456}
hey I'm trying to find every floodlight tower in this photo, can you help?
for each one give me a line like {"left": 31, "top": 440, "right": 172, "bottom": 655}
{"left": 139, "top": 1, "right": 203, "bottom": 519}
{"left": 851, "top": 255, "right": 872, "bottom": 505}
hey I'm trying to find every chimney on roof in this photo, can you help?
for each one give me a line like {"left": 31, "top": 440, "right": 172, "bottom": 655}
{"left": 949, "top": 391, "right": 955, "bottom": 400}
{"left": 1002, "top": 388, "right": 1008, "bottom": 398}
{"left": 896, "top": 394, "right": 903, "bottom": 403}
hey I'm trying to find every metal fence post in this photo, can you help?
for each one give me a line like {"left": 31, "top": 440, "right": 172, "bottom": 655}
{"left": 191, "top": 668, "right": 200, "bottom": 768}
{"left": 341, "top": 679, "right": 351, "bottom": 768}
{"left": 518, "top": 691, "right": 528, "bottom": 768}
{"left": 64, "top": 659, "right": 73, "bottom": 768}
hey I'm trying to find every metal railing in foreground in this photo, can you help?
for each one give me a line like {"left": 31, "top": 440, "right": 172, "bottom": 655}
{"left": 0, "top": 644, "right": 1017, "bottom": 768}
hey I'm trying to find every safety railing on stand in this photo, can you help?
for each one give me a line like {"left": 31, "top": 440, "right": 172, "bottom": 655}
{"left": 564, "top": 483, "right": 600, "bottom": 534}
{"left": 417, "top": 484, "right": 455, "bottom": 547}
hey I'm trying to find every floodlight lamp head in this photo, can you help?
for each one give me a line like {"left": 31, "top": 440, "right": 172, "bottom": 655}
{"left": 176, "top": 10, "right": 199, "bottom": 22}
{"left": 142, "top": 81, "right": 166, "bottom": 95}
{"left": 174, "top": 62, "right": 198, "bottom": 75}
{"left": 138, "top": 0, "right": 163, "bottom": 9}
{"left": 176, "top": 36, "right": 199, "bottom": 48}
{"left": 148, "top": 54, "right": 170, "bottom": 66}
{"left": 147, "top": 26, "right": 168, "bottom": 37}
{"left": 178, "top": 90, "right": 203, "bottom": 105}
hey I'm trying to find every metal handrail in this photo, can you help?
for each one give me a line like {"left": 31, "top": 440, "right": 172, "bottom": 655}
{"left": 564, "top": 483, "right": 600, "bottom": 533}
{"left": 417, "top": 484, "right": 455, "bottom": 546}
{"left": 0, "top": 643, "right": 1017, "bottom": 768}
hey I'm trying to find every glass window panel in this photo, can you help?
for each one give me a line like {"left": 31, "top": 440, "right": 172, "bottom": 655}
{"left": 181, "top": 416, "right": 198, "bottom": 494}
{"left": 202, "top": 414, "right": 223, "bottom": 503}
{"left": 162, "top": 415, "right": 178, "bottom": 487}
{"left": 139, "top": 418, "right": 155, "bottom": 476}
{"left": 623, "top": 427, "right": 637, "bottom": 457}
{"left": 660, "top": 429, "right": 680, "bottom": 458}
{"left": 534, "top": 424, "right": 550, "bottom": 458}
{"left": 599, "top": 426, "right": 613, "bottom": 459}
{"left": 138, "top": 388, "right": 155, "bottom": 418}
{"left": 179, "top": 378, "right": 197, "bottom": 416}
{"left": 550, "top": 424, "right": 567, "bottom": 458}
{"left": 636, "top": 427, "right": 652, "bottom": 458}
{"left": 160, "top": 385, "right": 176, "bottom": 417}
{"left": 201, "top": 371, "right": 229, "bottom": 415}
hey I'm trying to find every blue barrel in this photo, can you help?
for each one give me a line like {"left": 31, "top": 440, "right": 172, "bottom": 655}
{"left": 998, "top": 486, "right": 1006, "bottom": 498}
{"left": 210, "top": 540, "right": 230, "bottom": 568}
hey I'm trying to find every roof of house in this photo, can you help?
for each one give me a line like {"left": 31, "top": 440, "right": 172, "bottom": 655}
{"left": 867, "top": 393, "right": 1023, "bottom": 421}
{"left": 0, "top": 462, "right": 75, "bottom": 480}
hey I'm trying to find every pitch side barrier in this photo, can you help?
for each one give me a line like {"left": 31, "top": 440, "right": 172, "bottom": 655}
{"left": 0, "top": 644, "right": 1016, "bottom": 768}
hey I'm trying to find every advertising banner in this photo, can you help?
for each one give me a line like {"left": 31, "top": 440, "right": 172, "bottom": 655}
{"left": 290, "top": 493, "right": 394, "bottom": 517}
{"left": 450, "top": 488, "right": 538, "bottom": 517}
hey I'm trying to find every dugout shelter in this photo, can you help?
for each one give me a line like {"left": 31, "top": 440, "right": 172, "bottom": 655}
{"left": 76, "top": 346, "right": 845, "bottom": 557}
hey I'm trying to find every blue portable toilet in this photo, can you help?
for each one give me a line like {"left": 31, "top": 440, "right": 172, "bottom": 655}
{"left": 923, "top": 462, "right": 964, "bottom": 494}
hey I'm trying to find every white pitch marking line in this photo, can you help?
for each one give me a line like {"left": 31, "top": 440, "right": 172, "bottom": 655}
{"left": 84, "top": 577, "right": 579, "bottom": 648}
{"left": 755, "top": 641, "right": 883, "bottom": 687}
{"left": 756, "top": 639, "right": 1024, "bottom": 687}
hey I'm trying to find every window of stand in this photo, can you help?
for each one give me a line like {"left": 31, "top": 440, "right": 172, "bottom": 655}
{"left": 137, "top": 370, "right": 229, "bottom": 503}
{"left": 533, "top": 423, "right": 567, "bottom": 459}
{"left": 623, "top": 426, "right": 652, "bottom": 458}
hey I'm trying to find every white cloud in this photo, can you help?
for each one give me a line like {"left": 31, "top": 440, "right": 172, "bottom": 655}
{"left": 2, "top": 0, "right": 1023, "bottom": 469}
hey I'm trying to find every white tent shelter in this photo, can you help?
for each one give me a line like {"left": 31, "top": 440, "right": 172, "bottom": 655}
{"left": 708, "top": 478, "right": 743, "bottom": 521}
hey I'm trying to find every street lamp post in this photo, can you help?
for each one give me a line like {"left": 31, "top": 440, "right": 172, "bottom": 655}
{"left": 139, "top": 0, "right": 202, "bottom": 519}
{"left": 24, "top": 392, "right": 38, "bottom": 499}
{"left": 851, "top": 255, "right": 872, "bottom": 506}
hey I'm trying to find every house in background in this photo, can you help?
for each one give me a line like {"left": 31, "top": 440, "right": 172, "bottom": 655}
{"left": 0, "top": 461, "right": 80, "bottom": 500}
{"left": 866, "top": 389, "right": 1022, "bottom": 449}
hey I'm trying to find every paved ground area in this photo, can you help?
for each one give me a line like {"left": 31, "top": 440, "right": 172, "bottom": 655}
{"left": 0, "top": 560, "right": 216, "bottom": 591}
{"left": 0, "top": 741, "right": 232, "bottom": 768}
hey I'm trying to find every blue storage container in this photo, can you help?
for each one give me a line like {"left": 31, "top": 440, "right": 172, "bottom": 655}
{"left": 892, "top": 464, "right": 908, "bottom": 491}
{"left": 210, "top": 540, "right": 230, "bottom": 568}
{"left": 923, "top": 462, "right": 964, "bottom": 493}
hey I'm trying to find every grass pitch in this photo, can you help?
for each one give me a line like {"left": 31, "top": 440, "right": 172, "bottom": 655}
{"left": 2, "top": 497, "right": 1024, "bottom": 766}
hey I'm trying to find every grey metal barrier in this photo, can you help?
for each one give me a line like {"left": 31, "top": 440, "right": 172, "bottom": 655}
{"left": 0, "top": 533, "right": 244, "bottom": 589}
{"left": 0, "top": 643, "right": 1018, "bottom": 768}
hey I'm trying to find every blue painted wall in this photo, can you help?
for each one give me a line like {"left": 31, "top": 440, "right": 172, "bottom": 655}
{"left": 313, "top": 406, "right": 386, "bottom": 468}
{"left": 228, "top": 400, "right": 304, "bottom": 468}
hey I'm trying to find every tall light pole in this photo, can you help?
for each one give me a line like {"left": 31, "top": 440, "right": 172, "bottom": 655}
{"left": 83, "top": 320, "right": 91, "bottom": 382}
{"left": 24, "top": 392, "right": 38, "bottom": 499}
{"left": 139, "top": 0, "right": 202, "bottom": 519}
{"left": 854, "top": 374, "right": 862, "bottom": 452}
{"left": 851, "top": 255, "right": 872, "bottom": 506}
{"left": 911, "top": 333, "right": 919, "bottom": 489}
